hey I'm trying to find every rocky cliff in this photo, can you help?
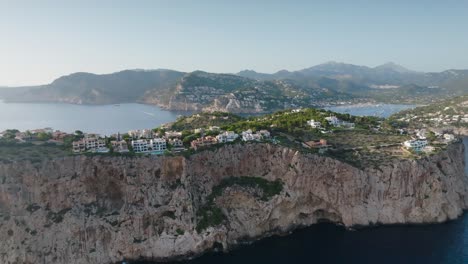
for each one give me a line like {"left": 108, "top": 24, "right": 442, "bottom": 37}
{"left": 0, "top": 142, "right": 467, "bottom": 264}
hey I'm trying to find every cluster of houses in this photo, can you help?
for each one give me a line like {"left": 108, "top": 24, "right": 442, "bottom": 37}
{"left": 3, "top": 128, "right": 70, "bottom": 144}
{"left": 71, "top": 126, "right": 272, "bottom": 154}
{"left": 307, "top": 116, "right": 355, "bottom": 132}
{"left": 402, "top": 128, "right": 457, "bottom": 153}
{"left": 397, "top": 107, "right": 468, "bottom": 127}
{"left": 190, "top": 129, "right": 271, "bottom": 150}
{"left": 72, "top": 137, "right": 108, "bottom": 153}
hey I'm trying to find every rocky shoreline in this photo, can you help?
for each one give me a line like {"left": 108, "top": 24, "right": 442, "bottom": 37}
{"left": 0, "top": 142, "right": 467, "bottom": 264}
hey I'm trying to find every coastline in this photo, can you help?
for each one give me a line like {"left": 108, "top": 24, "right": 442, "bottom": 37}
{"left": 0, "top": 141, "right": 466, "bottom": 264}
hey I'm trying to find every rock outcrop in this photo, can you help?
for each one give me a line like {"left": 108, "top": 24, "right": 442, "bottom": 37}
{"left": 0, "top": 142, "right": 467, "bottom": 264}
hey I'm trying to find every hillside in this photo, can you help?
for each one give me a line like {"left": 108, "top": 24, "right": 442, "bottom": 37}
{"left": 3, "top": 70, "right": 184, "bottom": 104}
{"left": 141, "top": 71, "right": 354, "bottom": 113}
{"left": 389, "top": 95, "right": 468, "bottom": 131}
{"left": 237, "top": 62, "right": 468, "bottom": 103}
{"left": 2, "top": 62, "right": 468, "bottom": 111}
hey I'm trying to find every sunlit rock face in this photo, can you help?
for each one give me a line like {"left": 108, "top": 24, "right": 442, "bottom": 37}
{"left": 0, "top": 142, "right": 466, "bottom": 264}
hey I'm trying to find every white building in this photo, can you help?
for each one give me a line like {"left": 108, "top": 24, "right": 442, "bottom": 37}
{"left": 131, "top": 139, "right": 149, "bottom": 153}
{"left": 403, "top": 139, "right": 428, "bottom": 152}
{"left": 325, "top": 116, "right": 355, "bottom": 128}
{"left": 132, "top": 138, "right": 167, "bottom": 153}
{"left": 72, "top": 137, "right": 107, "bottom": 153}
{"left": 307, "top": 119, "right": 322, "bottom": 128}
{"left": 416, "top": 129, "right": 427, "bottom": 139}
{"left": 241, "top": 129, "right": 269, "bottom": 142}
{"left": 169, "top": 138, "right": 184, "bottom": 150}
{"left": 150, "top": 138, "right": 167, "bottom": 152}
{"left": 325, "top": 116, "right": 340, "bottom": 126}
{"left": 128, "top": 129, "right": 154, "bottom": 139}
{"left": 216, "top": 131, "right": 239, "bottom": 143}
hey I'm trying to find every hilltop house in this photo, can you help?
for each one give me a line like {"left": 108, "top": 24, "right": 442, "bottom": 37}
{"left": 216, "top": 131, "right": 239, "bottom": 143}
{"left": 325, "top": 116, "right": 355, "bottom": 129}
{"left": 128, "top": 129, "right": 154, "bottom": 139}
{"left": 111, "top": 140, "right": 129, "bottom": 153}
{"left": 403, "top": 139, "right": 428, "bottom": 152}
{"left": 307, "top": 119, "right": 322, "bottom": 129}
{"left": 241, "top": 129, "right": 270, "bottom": 141}
{"left": 169, "top": 138, "right": 185, "bottom": 151}
{"left": 72, "top": 140, "right": 86, "bottom": 153}
{"left": 131, "top": 138, "right": 167, "bottom": 153}
{"left": 131, "top": 139, "right": 149, "bottom": 153}
{"left": 73, "top": 137, "right": 107, "bottom": 153}
{"left": 302, "top": 139, "right": 329, "bottom": 153}
{"left": 150, "top": 138, "right": 167, "bottom": 152}
{"left": 416, "top": 129, "right": 427, "bottom": 139}
{"left": 191, "top": 136, "right": 217, "bottom": 150}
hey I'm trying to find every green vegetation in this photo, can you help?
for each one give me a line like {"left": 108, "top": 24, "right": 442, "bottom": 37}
{"left": 196, "top": 176, "right": 283, "bottom": 232}
{"left": 0, "top": 141, "right": 71, "bottom": 163}
{"left": 176, "top": 228, "right": 184, "bottom": 235}
{"left": 169, "top": 112, "right": 244, "bottom": 131}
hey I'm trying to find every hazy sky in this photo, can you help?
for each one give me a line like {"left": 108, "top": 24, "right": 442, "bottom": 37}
{"left": 1, "top": 0, "right": 468, "bottom": 86}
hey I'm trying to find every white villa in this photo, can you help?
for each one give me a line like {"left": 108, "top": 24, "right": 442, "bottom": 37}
{"left": 325, "top": 116, "right": 355, "bottom": 129}
{"left": 416, "top": 129, "right": 427, "bottom": 139}
{"left": 169, "top": 138, "right": 184, "bottom": 148}
{"left": 403, "top": 139, "right": 428, "bottom": 152}
{"left": 131, "top": 138, "right": 167, "bottom": 153}
{"left": 216, "top": 131, "right": 239, "bottom": 143}
{"left": 241, "top": 129, "right": 270, "bottom": 142}
{"left": 307, "top": 119, "right": 322, "bottom": 128}
{"left": 150, "top": 138, "right": 167, "bottom": 152}
{"left": 131, "top": 139, "right": 149, "bottom": 153}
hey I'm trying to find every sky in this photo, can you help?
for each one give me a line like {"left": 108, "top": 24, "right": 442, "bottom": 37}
{"left": 1, "top": 0, "right": 468, "bottom": 86}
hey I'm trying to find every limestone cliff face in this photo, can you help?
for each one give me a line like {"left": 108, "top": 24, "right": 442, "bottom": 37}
{"left": 0, "top": 142, "right": 467, "bottom": 264}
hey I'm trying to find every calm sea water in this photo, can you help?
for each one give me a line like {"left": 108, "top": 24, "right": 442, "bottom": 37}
{"left": 0, "top": 101, "right": 190, "bottom": 135}
{"left": 0, "top": 101, "right": 415, "bottom": 135}
{"left": 324, "top": 104, "right": 416, "bottom": 118}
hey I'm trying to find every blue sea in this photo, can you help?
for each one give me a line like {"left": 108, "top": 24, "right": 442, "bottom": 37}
{"left": 0, "top": 100, "right": 191, "bottom": 135}
{"left": 0, "top": 101, "right": 415, "bottom": 135}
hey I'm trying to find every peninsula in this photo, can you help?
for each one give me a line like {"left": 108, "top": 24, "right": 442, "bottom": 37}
{"left": 0, "top": 107, "right": 466, "bottom": 263}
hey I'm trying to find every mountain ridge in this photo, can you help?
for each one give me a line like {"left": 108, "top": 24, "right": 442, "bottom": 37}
{"left": 1, "top": 62, "right": 468, "bottom": 112}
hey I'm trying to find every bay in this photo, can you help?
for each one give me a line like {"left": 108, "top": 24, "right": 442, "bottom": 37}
{"left": 0, "top": 100, "right": 190, "bottom": 135}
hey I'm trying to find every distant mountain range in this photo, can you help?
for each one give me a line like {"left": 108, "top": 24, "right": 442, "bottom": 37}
{"left": 1, "top": 62, "right": 467, "bottom": 113}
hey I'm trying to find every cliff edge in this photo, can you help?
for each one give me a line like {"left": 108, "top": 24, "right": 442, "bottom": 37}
{"left": 0, "top": 142, "right": 466, "bottom": 263}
